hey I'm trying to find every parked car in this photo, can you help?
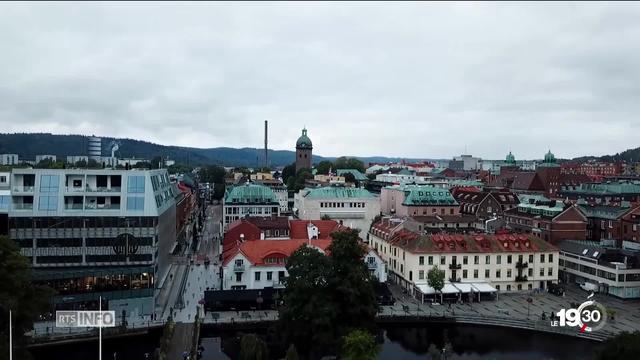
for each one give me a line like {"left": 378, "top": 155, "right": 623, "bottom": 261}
{"left": 580, "top": 282, "right": 598, "bottom": 293}
{"left": 548, "top": 283, "right": 565, "bottom": 296}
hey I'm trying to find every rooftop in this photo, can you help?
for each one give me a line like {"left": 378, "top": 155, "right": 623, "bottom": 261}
{"left": 302, "top": 186, "right": 377, "bottom": 199}
{"left": 402, "top": 187, "right": 458, "bottom": 206}
{"left": 224, "top": 183, "right": 278, "bottom": 204}
{"left": 336, "top": 169, "right": 368, "bottom": 181}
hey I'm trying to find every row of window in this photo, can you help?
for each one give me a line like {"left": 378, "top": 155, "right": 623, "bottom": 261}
{"left": 128, "top": 176, "right": 145, "bottom": 193}
{"left": 319, "top": 202, "right": 367, "bottom": 208}
{"left": 411, "top": 208, "right": 455, "bottom": 216}
{"left": 251, "top": 270, "right": 286, "bottom": 282}
{"left": 560, "top": 259, "right": 640, "bottom": 282}
{"left": 413, "top": 267, "right": 553, "bottom": 280}
{"left": 416, "top": 253, "right": 553, "bottom": 266}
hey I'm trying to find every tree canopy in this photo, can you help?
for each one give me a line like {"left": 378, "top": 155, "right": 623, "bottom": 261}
{"left": 428, "top": 265, "right": 445, "bottom": 302}
{"left": 199, "top": 165, "right": 226, "bottom": 184}
{"left": 286, "top": 168, "right": 313, "bottom": 192}
{"left": 341, "top": 329, "right": 379, "bottom": 360}
{"left": 279, "top": 229, "right": 377, "bottom": 358}
{"left": 238, "top": 333, "right": 269, "bottom": 360}
{"left": 333, "top": 157, "right": 365, "bottom": 173}
{"left": 596, "top": 331, "right": 640, "bottom": 360}
{"left": 315, "top": 160, "right": 334, "bottom": 175}
{"left": 0, "top": 236, "right": 54, "bottom": 360}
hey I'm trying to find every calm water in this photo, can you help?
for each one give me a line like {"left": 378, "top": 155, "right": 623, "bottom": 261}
{"left": 31, "top": 324, "right": 601, "bottom": 360}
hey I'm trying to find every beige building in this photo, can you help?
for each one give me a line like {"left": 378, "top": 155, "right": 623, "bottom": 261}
{"left": 369, "top": 217, "right": 560, "bottom": 300}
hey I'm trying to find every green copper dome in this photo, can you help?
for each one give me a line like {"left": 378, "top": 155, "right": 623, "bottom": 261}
{"left": 544, "top": 150, "right": 556, "bottom": 164}
{"left": 296, "top": 128, "right": 313, "bottom": 149}
{"left": 505, "top": 151, "right": 516, "bottom": 165}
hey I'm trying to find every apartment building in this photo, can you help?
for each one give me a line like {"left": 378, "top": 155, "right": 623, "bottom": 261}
{"left": 0, "top": 154, "right": 19, "bottom": 165}
{"left": 222, "top": 183, "right": 280, "bottom": 232}
{"left": 8, "top": 168, "right": 177, "bottom": 317}
{"left": 369, "top": 218, "right": 559, "bottom": 299}
{"left": 381, "top": 184, "right": 459, "bottom": 217}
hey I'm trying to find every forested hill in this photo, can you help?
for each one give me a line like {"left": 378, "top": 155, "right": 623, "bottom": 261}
{"left": 0, "top": 133, "right": 423, "bottom": 167}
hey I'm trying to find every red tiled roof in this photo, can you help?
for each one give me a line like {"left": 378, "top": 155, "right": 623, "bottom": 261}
{"left": 289, "top": 220, "right": 344, "bottom": 239}
{"left": 246, "top": 216, "right": 290, "bottom": 230}
{"left": 223, "top": 239, "right": 332, "bottom": 266}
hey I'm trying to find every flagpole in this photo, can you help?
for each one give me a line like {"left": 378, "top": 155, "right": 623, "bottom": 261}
{"left": 9, "top": 310, "right": 12, "bottom": 360}
{"left": 99, "top": 296, "right": 102, "bottom": 360}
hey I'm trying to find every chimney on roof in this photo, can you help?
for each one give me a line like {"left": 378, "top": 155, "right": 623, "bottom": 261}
{"left": 260, "top": 232, "right": 265, "bottom": 240}
{"left": 240, "top": 233, "right": 245, "bottom": 242}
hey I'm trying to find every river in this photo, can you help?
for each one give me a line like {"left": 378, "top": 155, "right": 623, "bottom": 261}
{"left": 31, "top": 323, "right": 602, "bottom": 360}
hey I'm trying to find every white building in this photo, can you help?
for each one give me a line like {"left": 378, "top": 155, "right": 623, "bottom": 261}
{"left": 451, "top": 155, "right": 482, "bottom": 171}
{"left": 118, "top": 158, "right": 149, "bottom": 167}
{"left": 294, "top": 187, "right": 381, "bottom": 238}
{"left": 35, "top": 154, "right": 57, "bottom": 163}
{"left": 369, "top": 217, "right": 560, "bottom": 300}
{"left": 0, "top": 154, "right": 19, "bottom": 166}
{"left": 66, "top": 155, "right": 89, "bottom": 164}
{"left": 8, "top": 168, "right": 178, "bottom": 317}
{"left": 375, "top": 173, "right": 428, "bottom": 185}
{"left": 222, "top": 183, "right": 280, "bottom": 232}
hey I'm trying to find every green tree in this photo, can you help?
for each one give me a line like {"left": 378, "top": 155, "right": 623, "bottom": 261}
{"left": 87, "top": 159, "right": 101, "bottom": 168}
{"left": 341, "top": 329, "right": 379, "bottom": 360}
{"left": 284, "top": 344, "right": 300, "bottom": 360}
{"left": 279, "top": 245, "right": 333, "bottom": 357}
{"left": 596, "top": 331, "right": 640, "bottom": 360}
{"left": 321, "top": 214, "right": 332, "bottom": 220}
{"left": 150, "top": 156, "right": 163, "bottom": 169}
{"left": 279, "top": 229, "right": 377, "bottom": 358}
{"left": 200, "top": 165, "right": 227, "bottom": 184}
{"left": 287, "top": 168, "right": 313, "bottom": 192}
{"left": 167, "top": 163, "right": 194, "bottom": 175}
{"left": 238, "top": 333, "right": 269, "bottom": 360}
{"left": 428, "top": 265, "right": 445, "bottom": 303}
{"left": 35, "top": 159, "right": 64, "bottom": 169}
{"left": 343, "top": 172, "right": 359, "bottom": 187}
{"left": 334, "top": 157, "right": 365, "bottom": 173}
{"left": 315, "top": 160, "right": 334, "bottom": 175}
{"left": 212, "top": 183, "right": 226, "bottom": 200}
{"left": 282, "top": 162, "right": 297, "bottom": 184}
{"left": 133, "top": 161, "right": 152, "bottom": 169}
{"left": 0, "top": 236, "right": 54, "bottom": 360}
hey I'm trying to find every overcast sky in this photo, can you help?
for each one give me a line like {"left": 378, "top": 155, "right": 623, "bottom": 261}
{"left": 1, "top": 2, "right": 639, "bottom": 160}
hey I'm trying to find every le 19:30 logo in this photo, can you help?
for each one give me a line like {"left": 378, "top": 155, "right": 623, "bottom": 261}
{"left": 551, "top": 298, "right": 607, "bottom": 333}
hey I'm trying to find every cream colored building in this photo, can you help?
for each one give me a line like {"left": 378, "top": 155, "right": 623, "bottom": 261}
{"left": 369, "top": 217, "right": 559, "bottom": 299}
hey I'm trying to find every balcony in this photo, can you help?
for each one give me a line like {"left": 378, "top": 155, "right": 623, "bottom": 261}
{"left": 449, "top": 263, "right": 462, "bottom": 270}
{"left": 65, "top": 204, "right": 84, "bottom": 210}
{"left": 449, "top": 277, "right": 461, "bottom": 283}
{"left": 85, "top": 186, "right": 122, "bottom": 193}
{"left": 233, "top": 264, "right": 245, "bottom": 272}
{"left": 13, "top": 203, "right": 33, "bottom": 210}
{"left": 515, "top": 275, "right": 528, "bottom": 282}
{"left": 84, "top": 204, "right": 121, "bottom": 210}
{"left": 516, "top": 261, "right": 528, "bottom": 269}
{"left": 13, "top": 186, "right": 35, "bottom": 192}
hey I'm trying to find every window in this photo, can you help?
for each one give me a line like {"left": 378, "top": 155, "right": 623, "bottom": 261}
{"left": 507, "top": 285, "right": 511, "bottom": 291}
{"left": 267, "top": 272, "right": 273, "bottom": 281}
{"left": 540, "top": 268, "right": 544, "bottom": 276}
{"left": 497, "top": 255, "right": 501, "bottom": 265}
{"left": 463, "top": 270, "right": 468, "bottom": 279}
{"left": 474, "top": 269, "right": 479, "bottom": 278}
{"left": 128, "top": 176, "right": 145, "bottom": 193}
{"left": 528, "top": 268, "right": 533, "bottom": 277}
{"left": 540, "top": 254, "right": 545, "bottom": 263}
{"left": 235, "top": 273, "right": 242, "bottom": 282}
{"left": 0, "top": 195, "right": 9, "bottom": 209}
{"left": 463, "top": 256, "right": 468, "bottom": 265}
{"left": 419, "top": 270, "right": 424, "bottom": 280}
{"left": 496, "top": 270, "right": 501, "bottom": 278}
{"left": 255, "top": 272, "right": 261, "bottom": 281}
{"left": 529, "top": 254, "right": 534, "bottom": 263}
{"left": 428, "top": 256, "right": 433, "bottom": 265}
{"left": 548, "top": 254, "right": 553, "bottom": 263}
{"left": 548, "top": 268, "right": 553, "bottom": 276}
{"left": 126, "top": 197, "right": 144, "bottom": 211}
{"left": 485, "top": 255, "right": 490, "bottom": 265}
{"left": 409, "top": 271, "right": 413, "bottom": 281}
{"left": 517, "top": 284, "right": 522, "bottom": 290}
{"left": 484, "top": 269, "right": 489, "bottom": 278}
{"left": 496, "top": 285, "right": 500, "bottom": 291}
{"left": 38, "top": 195, "right": 58, "bottom": 211}
{"left": 440, "top": 256, "right": 446, "bottom": 265}
{"left": 507, "top": 269, "right": 512, "bottom": 278}
{"left": 507, "top": 255, "right": 512, "bottom": 264}
{"left": 40, "top": 175, "right": 59, "bottom": 192}
{"left": 474, "top": 256, "right": 479, "bottom": 265}
{"left": 278, "top": 271, "right": 285, "bottom": 280}
{"left": 419, "top": 256, "right": 424, "bottom": 265}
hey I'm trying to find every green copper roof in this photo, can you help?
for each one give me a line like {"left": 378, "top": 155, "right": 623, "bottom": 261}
{"left": 447, "top": 180, "right": 484, "bottom": 188}
{"left": 564, "top": 181, "right": 640, "bottom": 195}
{"left": 578, "top": 204, "right": 631, "bottom": 220}
{"left": 296, "top": 128, "right": 313, "bottom": 148}
{"left": 505, "top": 151, "right": 516, "bottom": 165}
{"left": 403, "top": 188, "right": 458, "bottom": 206}
{"left": 336, "top": 169, "right": 368, "bottom": 181}
{"left": 539, "top": 150, "right": 559, "bottom": 167}
{"left": 517, "top": 194, "right": 564, "bottom": 216}
{"left": 304, "top": 186, "right": 376, "bottom": 199}
{"left": 224, "top": 183, "right": 278, "bottom": 204}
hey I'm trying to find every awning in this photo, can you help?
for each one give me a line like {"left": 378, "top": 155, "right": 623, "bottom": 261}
{"left": 452, "top": 283, "right": 474, "bottom": 293}
{"left": 470, "top": 282, "right": 497, "bottom": 293}
{"left": 442, "top": 283, "right": 460, "bottom": 294}
{"left": 415, "top": 283, "right": 436, "bottom": 295}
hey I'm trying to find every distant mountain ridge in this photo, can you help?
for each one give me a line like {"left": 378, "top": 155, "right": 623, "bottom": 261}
{"left": 0, "top": 133, "right": 426, "bottom": 167}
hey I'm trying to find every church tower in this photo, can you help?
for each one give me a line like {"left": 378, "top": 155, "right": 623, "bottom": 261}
{"left": 295, "top": 128, "right": 313, "bottom": 172}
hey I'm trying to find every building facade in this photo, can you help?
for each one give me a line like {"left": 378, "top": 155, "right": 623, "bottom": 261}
{"left": 294, "top": 187, "right": 380, "bottom": 238}
{"left": 222, "top": 183, "right": 280, "bottom": 232}
{"left": 369, "top": 218, "right": 559, "bottom": 297}
{"left": 381, "top": 184, "right": 459, "bottom": 217}
{"left": 0, "top": 154, "right": 19, "bottom": 165}
{"left": 8, "top": 168, "right": 177, "bottom": 317}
